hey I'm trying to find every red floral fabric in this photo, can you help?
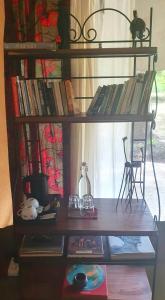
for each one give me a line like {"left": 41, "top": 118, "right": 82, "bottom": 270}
{"left": 12, "top": 0, "right": 64, "bottom": 196}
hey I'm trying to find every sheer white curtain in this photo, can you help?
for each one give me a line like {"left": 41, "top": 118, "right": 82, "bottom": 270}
{"left": 70, "top": 0, "right": 135, "bottom": 198}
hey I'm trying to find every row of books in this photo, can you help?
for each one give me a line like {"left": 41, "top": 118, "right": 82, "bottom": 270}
{"left": 19, "top": 234, "right": 155, "bottom": 260}
{"left": 11, "top": 76, "right": 80, "bottom": 117}
{"left": 87, "top": 70, "right": 156, "bottom": 115}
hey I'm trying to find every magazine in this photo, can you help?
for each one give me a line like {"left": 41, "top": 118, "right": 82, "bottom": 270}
{"left": 67, "top": 236, "right": 104, "bottom": 257}
{"left": 108, "top": 235, "right": 155, "bottom": 260}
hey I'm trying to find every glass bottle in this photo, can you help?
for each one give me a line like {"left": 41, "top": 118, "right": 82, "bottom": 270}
{"left": 78, "top": 162, "right": 91, "bottom": 199}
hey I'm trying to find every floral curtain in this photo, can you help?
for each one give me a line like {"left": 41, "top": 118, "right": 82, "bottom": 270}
{"left": 10, "top": 0, "right": 64, "bottom": 196}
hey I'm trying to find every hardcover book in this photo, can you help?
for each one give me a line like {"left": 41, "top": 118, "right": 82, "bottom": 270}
{"left": 108, "top": 235, "right": 155, "bottom": 260}
{"left": 19, "top": 234, "right": 64, "bottom": 257}
{"left": 62, "top": 264, "right": 108, "bottom": 300}
{"left": 67, "top": 236, "right": 104, "bottom": 257}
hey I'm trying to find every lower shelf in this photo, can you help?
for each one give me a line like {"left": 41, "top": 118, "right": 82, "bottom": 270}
{"left": 20, "top": 262, "right": 152, "bottom": 300}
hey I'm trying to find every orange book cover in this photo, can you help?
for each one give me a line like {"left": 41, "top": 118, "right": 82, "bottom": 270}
{"left": 11, "top": 76, "right": 20, "bottom": 117}
{"left": 62, "top": 265, "right": 108, "bottom": 300}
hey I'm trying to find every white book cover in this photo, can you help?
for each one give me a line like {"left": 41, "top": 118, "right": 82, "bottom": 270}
{"left": 108, "top": 236, "right": 155, "bottom": 260}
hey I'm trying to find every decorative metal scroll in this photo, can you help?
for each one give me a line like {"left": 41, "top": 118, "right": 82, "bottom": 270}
{"left": 69, "top": 8, "right": 151, "bottom": 46}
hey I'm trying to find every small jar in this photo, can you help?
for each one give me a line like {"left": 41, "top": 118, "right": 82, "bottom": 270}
{"left": 73, "top": 272, "right": 88, "bottom": 289}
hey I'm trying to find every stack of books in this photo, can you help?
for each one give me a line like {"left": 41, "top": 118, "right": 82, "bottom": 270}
{"left": 19, "top": 234, "right": 65, "bottom": 257}
{"left": 67, "top": 236, "right": 104, "bottom": 258}
{"left": 87, "top": 70, "right": 156, "bottom": 115}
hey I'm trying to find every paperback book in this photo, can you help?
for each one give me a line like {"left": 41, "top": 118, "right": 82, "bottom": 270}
{"left": 108, "top": 235, "right": 155, "bottom": 260}
{"left": 62, "top": 264, "right": 108, "bottom": 300}
{"left": 67, "top": 236, "right": 104, "bottom": 257}
{"left": 19, "top": 234, "right": 64, "bottom": 257}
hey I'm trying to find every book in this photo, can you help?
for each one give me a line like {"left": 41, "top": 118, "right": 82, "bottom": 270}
{"left": 20, "top": 79, "right": 31, "bottom": 116}
{"left": 64, "top": 80, "right": 75, "bottom": 115}
{"left": 26, "top": 79, "right": 38, "bottom": 115}
{"left": 108, "top": 235, "right": 155, "bottom": 260}
{"left": 65, "top": 80, "right": 80, "bottom": 114}
{"left": 67, "top": 236, "right": 104, "bottom": 257}
{"left": 91, "top": 85, "right": 107, "bottom": 114}
{"left": 103, "top": 84, "right": 117, "bottom": 114}
{"left": 123, "top": 77, "right": 137, "bottom": 114}
{"left": 62, "top": 264, "right": 108, "bottom": 300}
{"left": 37, "top": 79, "right": 47, "bottom": 115}
{"left": 53, "top": 81, "right": 64, "bottom": 115}
{"left": 87, "top": 86, "right": 102, "bottom": 115}
{"left": 59, "top": 80, "right": 69, "bottom": 115}
{"left": 32, "top": 79, "right": 43, "bottom": 116}
{"left": 115, "top": 80, "right": 129, "bottom": 114}
{"left": 97, "top": 85, "right": 111, "bottom": 114}
{"left": 129, "top": 73, "right": 145, "bottom": 114}
{"left": 140, "top": 70, "right": 156, "bottom": 114}
{"left": 46, "top": 83, "right": 56, "bottom": 115}
{"left": 19, "top": 234, "right": 64, "bottom": 257}
{"left": 110, "top": 83, "right": 124, "bottom": 114}
{"left": 120, "top": 77, "right": 136, "bottom": 114}
{"left": 11, "top": 76, "right": 20, "bottom": 117}
{"left": 16, "top": 76, "right": 25, "bottom": 116}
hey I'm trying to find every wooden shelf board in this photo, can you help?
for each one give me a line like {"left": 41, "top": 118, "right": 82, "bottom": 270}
{"left": 107, "top": 265, "right": 152, "bottom": 300}
{"left": 19, "top": 255, "right": 155, "bottom": 267}
{"left": 5, "top": 47, "right": 157, "bottom": 59}
{"left": 19, "top": 261, "right": 152, "bottom": 300}
{"left": 15, "top": 113, "right": 154, "bottom": 124}
{"left": 15, "top": 198, "right": 157, "bottom": 236}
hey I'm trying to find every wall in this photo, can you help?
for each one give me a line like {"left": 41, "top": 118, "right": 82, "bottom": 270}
{"left": 0, "top": 0, "right": 13, "bottom": 227}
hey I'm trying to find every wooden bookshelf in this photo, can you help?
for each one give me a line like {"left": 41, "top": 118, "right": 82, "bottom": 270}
{"left": 5, "top": 4, "right": 158, "bottom": 300}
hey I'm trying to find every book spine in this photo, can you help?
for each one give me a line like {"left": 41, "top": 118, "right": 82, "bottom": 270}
{"left": 91, "top": 85, "right": 107, "bottom": 114}
{"left": 87, "top": 86, "right": 102, "bottom": 115}
{"left": 141, "top": 71, "right": 156, "bottom": 114}
{"left": 26, "top": 79, "right": 38, "bottom": 115}
{"left": 47, "top": 81, "right": 58, "bottom": 115}
{"left": 110, "top": 84, "right": 124, "bottom": 114}
{"left": 37, "top": 80, "right": 47, "bottom": 116}
{"left": 20, "top": 79, "right": 31, "bottom": 116}
{"left": 54, "top": 81, "right": 64, "bottom": 115}
{"left": 59, "top": 81, "right": 69, "bottom": 115}
{"left": 46, "top": 83, "right": 56, "bottom": 115}
{"left": 130, "top": 74, "right": 144, "bottom": 114}
{"left": 115, "top": 81, "right": 128, "bottom": 114}
{"left": 68, "top": 81, "right": 80, "bottom": 114}
{"left": 16, "top": 76, "right": 25, "bottom": 116}
{"left": 11, "top": 76, "right": 20, "bottom": 117}
{"left": 105, "top": 84, "right": 117, "bottom": 114}
{"left": 64, "top": 80, "right": 74, "bottom": 115}
{"left": 31, "top": 79, "right": 43, "bottom": 116}
{"left": 98, "top": 85, "right": 111, "bottom": 114}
